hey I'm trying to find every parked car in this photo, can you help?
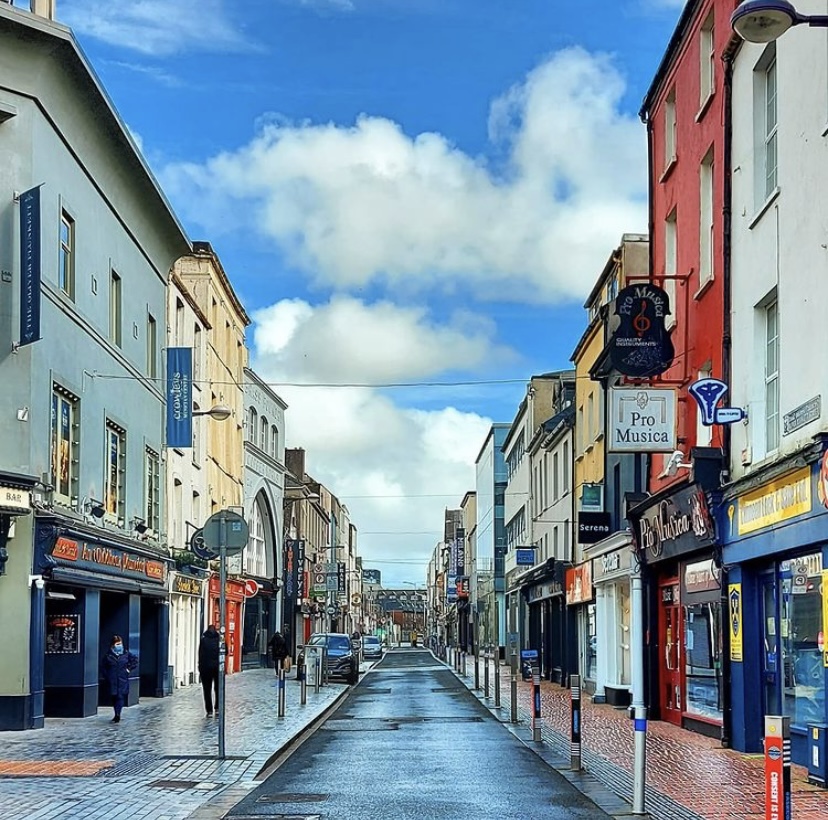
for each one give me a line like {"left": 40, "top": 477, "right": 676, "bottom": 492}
{"left": 362, "top": 635, "right": 383, "bottom": 660}
{"left": 307, "top": 632, "right": 359, "bottom": 684}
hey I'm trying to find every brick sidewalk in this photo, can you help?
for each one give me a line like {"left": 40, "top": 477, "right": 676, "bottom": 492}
{"left": 459, "top": 653, "right": 827, "bottom": 820}
{"left": 0, "top": 667, "right": 349, "bottom": 820}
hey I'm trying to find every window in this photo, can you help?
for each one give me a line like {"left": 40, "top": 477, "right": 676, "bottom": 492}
{"left": 765, "top": 300, "right": 779, "bottom": 452}
{"left": 587, "top": 393, "right": 595, "bottom": 445}
{"left": 271, "top": 425, "right": 279, "bottom": 459}
{"left": 59, "top": 211, "right": 75, "bottom": 298}
{"left": 104, "top": 421, "right": 126, "bottom": 520}
{"left": 249, "top": 407, "right": 257, "bottom": 442}
{"left": 577, "top": 405, "right": 584, "bottom": 454}
{"left": 145, "top": 448, "right": 160, "bottom": 532}
{"left": 193, "top": 324, "right": 202, "bottom": 384}
{"left": 664, "top": 208, "right": 678, "bottom": 329}
{"left": 192, "top": 491, "right": 201, "bottom": 528}
{"left": 260, "top": 416, "right": 268, "bottom": 452}
{"left": 51, "top": 385, "right": 79, "bottom": 504}
{"left": 664, "top": 88, "right": 677, "bottom": 167}
{"left": 562, "top": 441, "right": 570, "bottom": 492}
{"left": 110, "top": 271, "right": 122, "bottom": 347}
{"left": 764, "top": 59, "right": 778, "bottom": 199}
{"left": 246, "top": 497, "right": 267, "bottom": 577}
{"left": 699, "top": 149, "right": 715, "bottom": 287}
{"left": 553, "top": 452, "right": 559, "bottom": 501}
{"left": 147, "top": 314, "right": 157, "bottom": 378}
{"left": 174, "top": 298, "right": 184, "bottom": 343}
{"left": 700, "top": 13, "right": 715, "bottom": 108}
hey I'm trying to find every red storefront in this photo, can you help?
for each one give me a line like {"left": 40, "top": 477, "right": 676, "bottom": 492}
{"left": 209, "top": 575, "right": 245, "bottom": 674}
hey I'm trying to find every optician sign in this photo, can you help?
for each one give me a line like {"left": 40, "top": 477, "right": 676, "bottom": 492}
{"left": 609, "top": 388, "right": 677, "bottom": 453}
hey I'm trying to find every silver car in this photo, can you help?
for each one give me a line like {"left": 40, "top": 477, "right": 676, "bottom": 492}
{"left": 362, "top": 635, "right": 383, "bottom": 660}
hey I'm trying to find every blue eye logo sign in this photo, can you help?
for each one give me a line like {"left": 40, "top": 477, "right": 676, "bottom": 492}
{"left": 688, "top": 378, "right": 747, "bottom": 426}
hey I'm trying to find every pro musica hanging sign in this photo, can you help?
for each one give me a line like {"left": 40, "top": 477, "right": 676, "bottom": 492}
{"left": 609, "top": 388, "right": 677, "bottom": 453}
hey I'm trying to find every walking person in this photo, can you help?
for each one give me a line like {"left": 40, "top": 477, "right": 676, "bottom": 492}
{"left": 100, "top": 634, "right": 138, "bottom": 724}
{"left": 198, "top": 624, "right": 220, "bottom": 717}
{"left": 267, "top": 630, "right": 289, "bottom": 678}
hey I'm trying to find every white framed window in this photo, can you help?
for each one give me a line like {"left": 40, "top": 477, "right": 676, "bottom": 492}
{"left": 110, "top": 270, "right": 122, "bottom": 347}
{"left": 104, "top": 420, "right": 126, "bottom": 521}
{"left": 664, "top": 208, "right": 678, "bottom": 329}
{"left": 246, "top": 497, "right": 267, "bottom": 578}
{"left": 765, "top": 301, "right": 779, "bottom": 452}
{"left": 271, "top": 425, "right": 279, "bottom": 459}
{"left": 59, "top": 211, "right": 75, "bottom": 299}
{"left": 51, "top": 385, "right": 79, "bottom": 505}
{"left": 700, "top": 12, "right": 715, "bottom": 108}
{"left": 249, "top": 407, "right": 257, "bottom": 442}
{"left": 562, "top": 441, "right": 570, "bottom": 492}
{"left": 553, "top": 452, "right": 560, "bottom": 501}
{"left": 145, "top": 448, "right": 161, "bottom": 532}
{"left": 147, "top": 313, "right": 157, "bottom": 379}
{"left": 764, "top": 59, "right": 778, "bottom": 199}
{"left": 664, "top": 88, "right": 677, "bottom": 168}
{"left": 699, "top": 148, "right": 715, "bottom": 286}
{"left": 260, "top": 416, "right": 268, "bottom": 452}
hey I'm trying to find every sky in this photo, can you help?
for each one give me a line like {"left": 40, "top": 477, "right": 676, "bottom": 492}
{"left": 46, "top": 0, "right": 685, "bottom": 586}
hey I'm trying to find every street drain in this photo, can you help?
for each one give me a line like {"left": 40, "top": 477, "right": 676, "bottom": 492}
{"left": 149, "top": 779, "right": 202, "bottom": 790}
{"left": 256, "top": 794, "right": 328, "bottom": 803}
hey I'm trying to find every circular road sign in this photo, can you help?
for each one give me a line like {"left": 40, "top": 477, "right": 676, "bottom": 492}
{"left": 326, "top": 604, "right": 337, "bottom": 616}
{"left": 190, "top": 527, "right": 218, "bottom": 561}
{"left": 243, "top": 579, "right": 261, "bottom": 598}
{"left": 202, "top": 510, "right": 249, "bottom": 555}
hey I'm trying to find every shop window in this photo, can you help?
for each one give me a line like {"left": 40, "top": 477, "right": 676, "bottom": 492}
{"left": 104, "top": 420, "right": 126, "bottom": 522}
{"left": 684, "top": 602, "right": 723, "bottom": 721}
{"left": 584, "top": 603, "right": 597, "bottom": 680}
{"left": 51, "top": 385, "right": 79, "bottom": 506}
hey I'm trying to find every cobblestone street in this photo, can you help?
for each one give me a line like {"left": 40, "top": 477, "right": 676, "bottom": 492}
{"left": 460, "top": 653, "right": 828, "bottom": 820}
{"left": 0, "top": 668, "right": 347, "bottom": 820}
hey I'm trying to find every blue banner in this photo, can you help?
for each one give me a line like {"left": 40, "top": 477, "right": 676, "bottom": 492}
{"left": 166, "top": 347, "right": 192, "bottom": 448}
{"left": 19, "top": 186, "right": 42, "bottom": 347}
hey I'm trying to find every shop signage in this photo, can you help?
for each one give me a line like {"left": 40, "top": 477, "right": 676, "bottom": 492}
{"left": 688, "top": 378, "right": 746, "bottom": 426}
{"left": 363, "top": 569, "right": 381, "bottom": 585}
{"left": 0, "top": 485, "right": 31, "bottom": 513}
{"left": 527, "top": 580, "right": 563, "bottom": 603}
{"left": 457, "top": 577, "right": 470, "bottom": 599}
{"left": 565, "top": 563, "right": 593, "bottom": 605}
{"left": 783, "top": 395, "right": 821, "bottom": 436}
{"left": 823, "top": 571, "right": 828, "bottom": 668}
{"left": 729, "top": 583, "right": 743, "bottom": 662}
{"left": 609, "top": 388, "right": 677, "bottom": 453}
{"left": 208, "top": 575, "right": 245, "bottom": 602}
{"left": 312, "top": 562, "right": 327, "bottom": 594}
{"left": 50, "top": 537, "right": 167, "bottom": 583}
{"left": 578, "top": 511, "right": 611, "bottom": 544}
{"left": 731, "top": 467, "right": 811, "bottom": 537}
{"left": 165, "top": 347, "right": 193, "bottom": 449}
{"left": 243, "top": 578, "right": 261, "bottom": 598}
{"left": 337, "top": 562, "right": 346, "bottom": 594}
{"left": 609, "top": 283, "right": 675, "bottom": 377}
{"left": 683, "top": 558, "right": 720, "bottom": 596}
{"left": 592, "top": 548, "right": 631, "bottom": 582}
{"left": 635, "top": 484, "right": 716, "bottom": 564}
{"left": 18, "top": 185, "right": 42, "bottom": 348}
{"left": 45, "top": 613, "right": 80, "bottom": 654}
{"left": 455, "top": 528, "right": 466, "bottom": 577}
{"left": 516, "top": 548, "right": 536, "bottom": 566}
{"left": 172, "top": 574, "right": 204, "bottom": 596}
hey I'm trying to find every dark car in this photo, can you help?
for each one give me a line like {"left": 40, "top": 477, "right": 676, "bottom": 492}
{"left": 362, "top": 635, "right": 383, "bottom": 660}
{"left": 308, "top": 632, "right": 359, "bottom": 684}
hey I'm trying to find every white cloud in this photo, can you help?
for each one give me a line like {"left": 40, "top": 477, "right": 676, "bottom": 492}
{"left": 300, "top": 0, "right": 355, "bottom": 11}
{"left": 60, "top": 0, "right": 251, "bottom": 56}
{"left": 162, "top": 47, "right": 647, "bottom": 304}
{"left": 250, "top": 297, "right": 500, "bottom": 584}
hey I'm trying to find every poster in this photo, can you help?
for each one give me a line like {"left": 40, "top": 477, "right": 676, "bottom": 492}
{"left": 46, "top": 613, "right": 80, "bottom": 654}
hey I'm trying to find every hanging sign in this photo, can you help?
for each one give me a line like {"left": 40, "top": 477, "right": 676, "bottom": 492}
{"left": 19, "top": 185, "right": 42, "bottom": 348}
{"left": 609, "top": 388, "right": 677, "bottom": 452}
{"left": 609, "top": 283, "right": 674, "bottom": 377}
{"left": 165, "top": 347, "right": 193, "bottom": 448}
{"left": 688, "top": 378, "right": 746, "bottom": 426}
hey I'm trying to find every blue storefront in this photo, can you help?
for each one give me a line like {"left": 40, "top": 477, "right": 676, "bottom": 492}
{"left": 32, "top": 516, "right": 171, "bottom": 722}
{"left": 720, "top": 444, "right": 828, "bottom": 766}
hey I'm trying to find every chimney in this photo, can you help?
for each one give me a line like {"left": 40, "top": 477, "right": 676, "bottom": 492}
{"left": 30, "top": 0, "right": 56, "bottom": 20}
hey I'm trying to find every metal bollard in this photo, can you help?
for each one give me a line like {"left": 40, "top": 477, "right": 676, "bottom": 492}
{"left": 494, "top": 649, "right": 501, "bottom": 709}
{"left": 474, "top": 647, "right": 480, "bottom": 691}
{"left": 509, "top": 647, "right": 518, "bottom": 724}
{"left": 632, "top": 704, "right": 647, "bottom": 814}
{"left": 484, "top": 649, "right": 490, "bottom": 699}
{"left": 314, "top": 658, "right": 321, "bottom": 694}
{"left": 277, "top": 665, "right": 286, "bottom": 718}
{"left": 299, "top": 656, "right": 307, "bottom": 706}
{"left": 532, "top": 667, "right": 542, "bottom": 742}
{"left": 570, "top": 674, "right": 581, "bottom": 771}
{"left": 461, "top": 651, "right": 467, "bottom": 677}
{"left": 764, "top": 716, "right": 791, "bottom": 820}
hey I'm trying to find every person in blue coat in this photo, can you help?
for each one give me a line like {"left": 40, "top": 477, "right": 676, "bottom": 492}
{"left": 101, "top": 634, "right": 138, "bottom": 723}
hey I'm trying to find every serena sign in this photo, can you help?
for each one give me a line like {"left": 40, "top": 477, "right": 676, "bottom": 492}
{"left": 609, "top": 283, "right": 675, "bottom": 378}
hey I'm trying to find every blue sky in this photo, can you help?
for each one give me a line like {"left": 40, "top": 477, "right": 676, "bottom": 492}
{"left": 50, "top": 0, "right": 685, "bottom": 584}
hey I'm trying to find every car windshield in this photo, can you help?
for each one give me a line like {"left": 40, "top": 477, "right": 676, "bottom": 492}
{"left": 363, "top": 637, "right": 380, "bottom": 646}
{"left": 328, "top": 636, "right": 351, "bottom": 651}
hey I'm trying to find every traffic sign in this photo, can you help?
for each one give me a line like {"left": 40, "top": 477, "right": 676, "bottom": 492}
{"left": 243, "top": 579, "right": 260, "bottom": 598}
{"left": 202, "top": 510, "right": 249, "bottom": 555}
{"left": 190, "top": 527, "right": 218, "bottom": 561}
{"left": 326, "top": 604, "right": 337, "bottom": 616}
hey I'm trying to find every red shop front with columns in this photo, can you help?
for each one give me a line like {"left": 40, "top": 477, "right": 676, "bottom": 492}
{"left": 209, "top": 575, "right": 245, "bottom": 674}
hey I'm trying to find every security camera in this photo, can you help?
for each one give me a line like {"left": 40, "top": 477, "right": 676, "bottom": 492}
{"left": 666, "top": 450, "right": 692, "bottom": 477}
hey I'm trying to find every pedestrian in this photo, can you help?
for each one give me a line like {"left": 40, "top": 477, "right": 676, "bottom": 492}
{"left": 267, "top": 630, "right": 289, "bottom": 674}
{"left": 100, "top": 634, "right": 138, "bottom": 724}
{"left": 198, "top": 624, "right": 220, "bottom": 717}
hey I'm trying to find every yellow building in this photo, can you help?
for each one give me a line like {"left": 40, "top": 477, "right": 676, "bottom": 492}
{"left": 173, "top": 242, "right": 250, "bottom": 515}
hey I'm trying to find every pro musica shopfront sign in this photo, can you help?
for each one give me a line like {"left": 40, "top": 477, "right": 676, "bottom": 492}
{"left": 633, "top": 484, "right": 716, "bottom": 564}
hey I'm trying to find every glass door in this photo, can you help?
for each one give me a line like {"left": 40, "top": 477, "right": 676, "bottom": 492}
{"left": 761, "top": 570, "right": 781, "bottom": 716}
{"left": 659, "top": 579, "right": 683, "bottom": 725}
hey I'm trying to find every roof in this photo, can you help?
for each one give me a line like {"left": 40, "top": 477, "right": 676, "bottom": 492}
{"left": 192, "top": 241, "right": 251, "bottom": 327}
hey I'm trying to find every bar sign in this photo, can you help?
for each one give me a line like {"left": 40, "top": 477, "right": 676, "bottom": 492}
{"left": 19, "top": 186, "right": 42, "bottom": 347}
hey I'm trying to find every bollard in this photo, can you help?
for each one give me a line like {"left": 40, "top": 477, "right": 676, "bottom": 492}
{"left": 765, "top": 716, "right": 792, "bottom": 820}
{"left": 494, "top": 649, "right": 501, "bottom": 709}
{"left": 462, "top": 651, "right": 467, "bottom": 677}
{"left": 474, "top": 646, "right": 480, "bottom": 691}
{"left": 632, "top": 704, "right": 647, "bottom": 814}
{"left": 532, "top": 667, "right": 542, "bottom": 742}
{"left": 484, "top": 649, "right": 490, "bottom": 699}
{"left": 277, "top": 665, "right": 286, "bottom": 718}
{"left": 570, "top": 674, "right": 581, "bottom": 771}
{"left": 314, "top": 657, "right": 321, "bottom": 694}
{"left": 299, "top": 655, "right": 307, "bottom": 706}
{"left": 509, "top": 646, "right": 518, "bottom": 724}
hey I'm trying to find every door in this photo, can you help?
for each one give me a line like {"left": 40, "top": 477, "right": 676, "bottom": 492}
{"left": 659, "top": 579, "right": 683, "bottom": 725}
{"left": 761, "top": 571, "right": 782, "bottom": 716}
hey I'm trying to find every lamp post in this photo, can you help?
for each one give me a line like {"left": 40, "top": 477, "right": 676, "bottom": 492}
{"left": 731, "top": 0, "right": 828, "bottom": 42}
{"left": 192, "top": 404, "right": 232, "bottom": 421}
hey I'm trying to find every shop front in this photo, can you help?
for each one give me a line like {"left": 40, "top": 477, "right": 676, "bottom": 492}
{"left": 566, "top": 561, "right": 595, "bottom": 694}
{"left": 208, "top": 575, "right": 245, "bottom": 674}
{"left": 630, "top": 482, "right": 723, "bottom": 738}
{"left": 241, "top": 579, "right": 277, "bottom": 669}
{"left": 721, "top": 451, "right": 828, "bottom": 766}
{"left": 587, "top": 531, "right": 634, "bottom": 706}
{"left": 32, "top": 517, "right": 171, "bottom": 720}
{"left": 169, "top": 572, "right": 205, "bottom": 688}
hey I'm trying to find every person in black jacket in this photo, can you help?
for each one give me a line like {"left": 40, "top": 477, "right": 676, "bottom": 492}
{"left": 267, "top": 630, "right": 288, "bottom": 673}
{"left": 198, "top": 624, "right": 220, "bottom": 717}
{"left": 100, "top": 634, "right": 138, "bottom": 723}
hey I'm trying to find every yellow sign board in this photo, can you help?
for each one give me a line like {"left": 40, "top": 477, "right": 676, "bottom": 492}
{"left": 729, "top": 583, "right": 743, "bottom": 662}
{"left": 736, "top": 466, "right": 811, "bottom": 535}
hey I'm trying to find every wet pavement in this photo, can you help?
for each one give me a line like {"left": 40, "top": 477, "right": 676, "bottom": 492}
{"left": 227, "top": 650, "right": 610, "bottom": 820}
{"left": 0, "top": 666, "right": 349, "bottom": 820}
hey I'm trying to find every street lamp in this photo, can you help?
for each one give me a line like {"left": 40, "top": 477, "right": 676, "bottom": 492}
{"left": 193, "top": 404, "right": 232, "bottom": 421}
{"left": 731, "top": 0, "right": 828, "bottom": 43}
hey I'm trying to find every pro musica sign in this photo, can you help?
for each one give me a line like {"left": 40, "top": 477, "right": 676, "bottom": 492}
{"left": 609, "top": 388, "right": 677, "bottom": 453}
